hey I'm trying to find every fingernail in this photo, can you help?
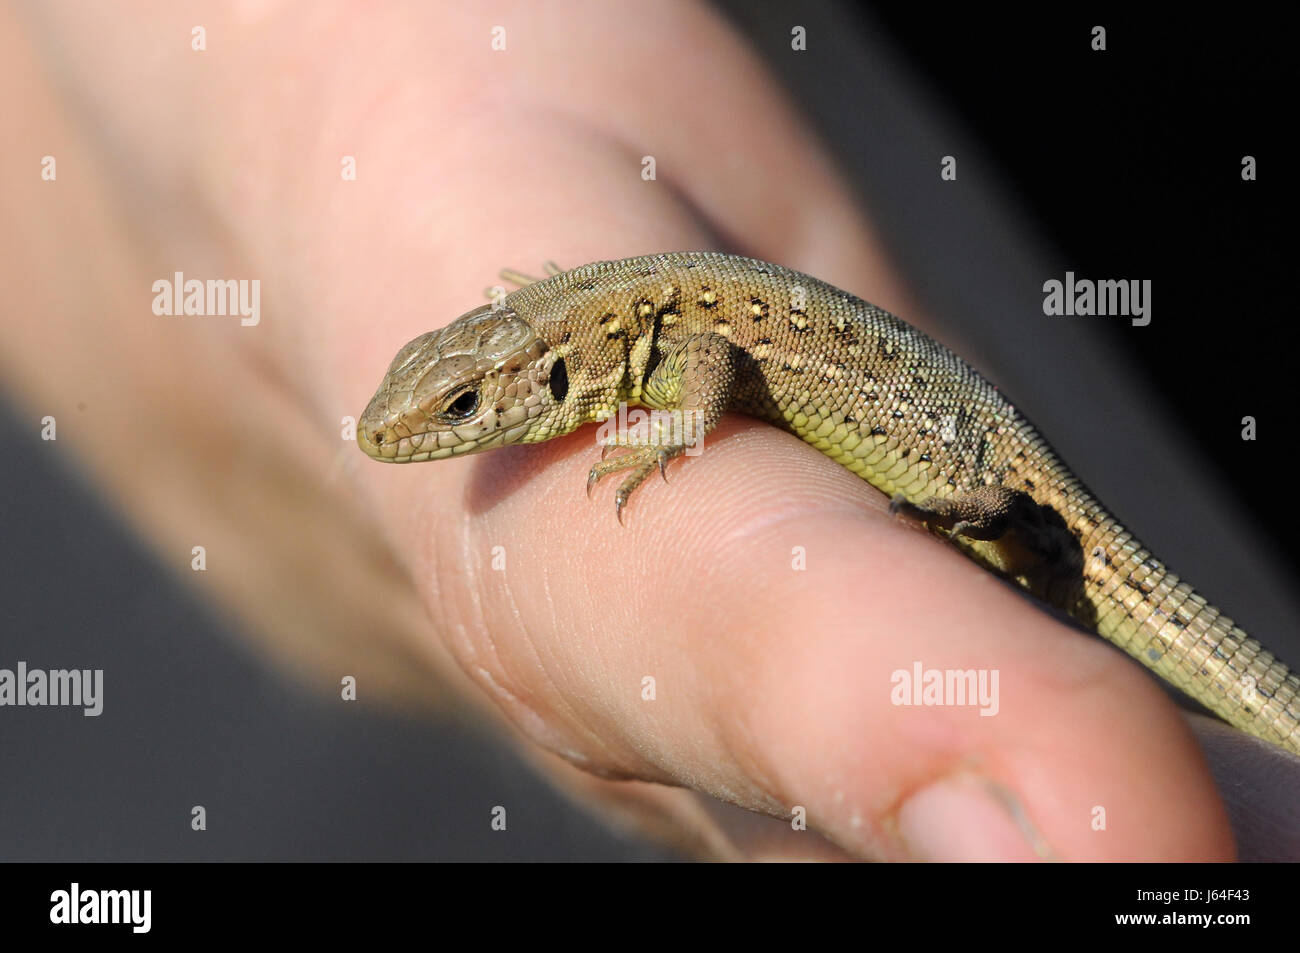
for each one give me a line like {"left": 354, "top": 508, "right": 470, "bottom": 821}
{"left": 896, "top": 773, "right": 1053, "bottom": 861}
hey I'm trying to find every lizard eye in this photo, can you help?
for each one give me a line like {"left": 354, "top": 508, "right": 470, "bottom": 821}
{"left": 442, "top": 389, "right": 480, "bottom": 420}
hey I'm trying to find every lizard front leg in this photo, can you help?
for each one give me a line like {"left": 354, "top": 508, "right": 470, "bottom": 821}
{"left": 587, "top": 332, "right": 737, "bottom": 523}
{"left": 483, "top": 260, "right": 564, "bottom": 300}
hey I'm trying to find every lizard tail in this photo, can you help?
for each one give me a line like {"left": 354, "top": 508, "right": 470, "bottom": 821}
{"left": 1075, "top": 520, "right": 1300, "bottom": 756}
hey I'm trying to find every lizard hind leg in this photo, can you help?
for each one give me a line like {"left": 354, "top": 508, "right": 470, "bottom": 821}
{"left": 891, "top": 485, "right": 1085, "bottom": 612}
{"left": 889, "top": 485, "right": 1032, "bottom": 541}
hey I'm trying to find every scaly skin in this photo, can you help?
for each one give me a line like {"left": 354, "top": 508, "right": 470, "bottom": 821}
{"left": 358, "top": 251, "right": 1300, "bottom": 756}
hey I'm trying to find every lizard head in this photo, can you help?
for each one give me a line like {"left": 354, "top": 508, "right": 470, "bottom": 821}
{"left": 358, "top": 304, "right": 568, "bottom": 462}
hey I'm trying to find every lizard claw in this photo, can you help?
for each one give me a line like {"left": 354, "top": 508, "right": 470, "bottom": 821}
{"left": 585, "top": 444, "right": 686, "bottom": 523}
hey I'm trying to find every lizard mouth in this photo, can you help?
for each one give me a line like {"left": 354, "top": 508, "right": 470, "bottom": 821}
{"left": 358, "top": 385, "right": 445, "bottom": 461}
{"left": 357, "top": 420, "right": 458, "bottom": 462}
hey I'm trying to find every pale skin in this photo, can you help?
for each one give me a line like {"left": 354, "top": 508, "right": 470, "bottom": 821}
{"left": 4, "top": 0, "right": 1282, "bottom": 859}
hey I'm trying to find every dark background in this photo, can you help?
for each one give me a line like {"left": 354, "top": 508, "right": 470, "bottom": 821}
{"left": 1, "top": 3, "right": 1292, "bottom": 860}
{"left": 862, "top": 8, "right": 1290, "bottom": 567}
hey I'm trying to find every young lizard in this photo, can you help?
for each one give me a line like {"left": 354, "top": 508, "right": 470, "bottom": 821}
{"left": 357, "top": 251, "right": 1300, "bottom": 757}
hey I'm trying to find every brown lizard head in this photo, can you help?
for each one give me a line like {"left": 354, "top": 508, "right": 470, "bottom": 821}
{"left": 358, "top": 304, "right": 568, "bottom": 462}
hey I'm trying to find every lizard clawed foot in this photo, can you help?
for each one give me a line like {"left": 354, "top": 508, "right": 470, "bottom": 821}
{"left": 500, "top": 260, "right": 564, "bottom": 287}
{"left": 599, "top": 439, "right": 630, "bottom": 462}
{"left": 894, "top": 486, "right": 1055, "bottom": 546}
{"left": 888, "top": 486, "right": 1026, "bottom": 541}
{"left": 587, "top": 444, "right": 684, "bottom": 524}
{"left": 483, "top": 261, "right": 566, "bottom": 300}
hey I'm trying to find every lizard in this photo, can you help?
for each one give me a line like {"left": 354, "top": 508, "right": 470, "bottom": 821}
{"left": 357, "top": 251, "right": 1300, "bottom": 757}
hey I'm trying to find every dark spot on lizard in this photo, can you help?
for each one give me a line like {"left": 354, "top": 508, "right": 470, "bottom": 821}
{"left": 642, "top": 344, "right": 662, "bottom": 382}
{"left": 870, "top": 426, "right": 887, "bottom": 436}
{"left": 549, "top": 357, "right": 569, "bottom": 401}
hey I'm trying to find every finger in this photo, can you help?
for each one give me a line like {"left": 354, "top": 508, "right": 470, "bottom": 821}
{"left": 389, "top": 414, "right": 1230, "bottom": 860}
{"left": 508, "top": 0, "right": 920, "bottom": 320}
{"left": 303, "top": 4, "right": 1236, "bottom": 860}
